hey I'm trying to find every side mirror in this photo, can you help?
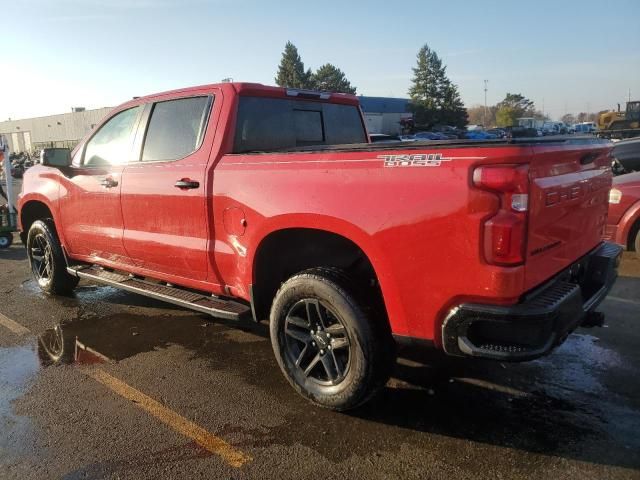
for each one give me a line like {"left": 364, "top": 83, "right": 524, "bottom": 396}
{"left": 41, "top": 148, "right": 71, "bottom": 167}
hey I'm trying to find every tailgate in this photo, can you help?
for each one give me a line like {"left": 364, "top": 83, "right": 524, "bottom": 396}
{"left": 525, "top": 140, "right": 612, "bottom": 290}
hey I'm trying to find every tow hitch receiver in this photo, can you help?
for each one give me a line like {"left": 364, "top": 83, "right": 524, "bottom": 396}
{"left": 581, "top": 311, "right": 605, "bottom": 328}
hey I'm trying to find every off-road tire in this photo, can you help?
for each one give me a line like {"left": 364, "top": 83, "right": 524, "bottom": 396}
{"left": 270, "top": 267, "right": 393, "bottom": 411}
{"left": 27, "top": 220, "right": 79, "bottom": 295}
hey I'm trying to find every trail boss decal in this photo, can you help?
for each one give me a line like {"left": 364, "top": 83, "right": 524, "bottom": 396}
{"left": 380, "top": 153, "right": 453, "bottom": 167}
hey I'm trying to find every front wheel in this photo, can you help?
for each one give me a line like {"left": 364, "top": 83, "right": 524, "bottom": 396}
{"left": 270, "top": 268, "right": 393, "bottom": 411}
{"left": 27, "top": 220, "right": 79, "bottom": 295}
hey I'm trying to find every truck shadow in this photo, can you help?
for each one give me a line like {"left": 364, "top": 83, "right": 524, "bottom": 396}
{"left": 350, "top": 341, "right": 640, "bottom": 471}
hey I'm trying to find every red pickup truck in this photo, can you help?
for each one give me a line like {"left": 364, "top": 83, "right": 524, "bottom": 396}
{"left": 18, "top": 83, "right": 622, "bottom": 410}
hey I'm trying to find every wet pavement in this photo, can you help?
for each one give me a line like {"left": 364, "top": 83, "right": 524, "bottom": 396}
{"left": 1, "top": 240, "right": 639, "bottom": 479}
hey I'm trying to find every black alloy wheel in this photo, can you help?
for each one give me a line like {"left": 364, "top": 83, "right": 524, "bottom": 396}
{"left": 283, "top": 298, "right": 351, "bottom": 385}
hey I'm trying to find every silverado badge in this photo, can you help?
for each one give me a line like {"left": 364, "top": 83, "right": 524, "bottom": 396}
{"left": 379, "top": 153, "right": 453, "bottom": 167}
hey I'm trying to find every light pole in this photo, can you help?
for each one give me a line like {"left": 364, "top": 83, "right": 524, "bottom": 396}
{"left": 483, "top": 80, "right": 488, "bottom": 127}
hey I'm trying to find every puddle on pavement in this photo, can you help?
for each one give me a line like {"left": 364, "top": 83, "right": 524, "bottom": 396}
{"left": 0, "top": 344, "right": 40, "bottom": 458}
{"left": 31, "top": 310, "right": 269, "bottom": 368}
{"left": 532, "top": 333, "right": 622, "bottom": 395}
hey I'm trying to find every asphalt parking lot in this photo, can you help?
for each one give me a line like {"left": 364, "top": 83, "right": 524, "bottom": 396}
{"left": 1, "top": 240, "right": 639, "bottom": 479}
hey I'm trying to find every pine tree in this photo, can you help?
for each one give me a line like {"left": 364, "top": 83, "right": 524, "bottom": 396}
{"left": 311, "top": 64, "right": 356, "bottom": 94}
{"left": 440, "top": 82, "right": 468, "bottom": 128}
{"left": 275, "top": 42, "right": 313, "bottom": 89}
{"left": 408, "top": 44, "right": 467, "bottom": 128}
{"left": 408, "top": 45, "right": 444, "bottom": 111}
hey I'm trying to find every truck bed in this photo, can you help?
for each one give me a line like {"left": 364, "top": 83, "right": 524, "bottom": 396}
{"left": 228, "top": 135, "right": 609, "bottom": 155}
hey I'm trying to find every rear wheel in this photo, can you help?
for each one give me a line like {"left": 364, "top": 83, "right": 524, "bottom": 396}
{"left": 27, "top": 220, "right": 79, "bottom": 295}
{"left": 270, "top": 268, "right": 392, "bottom": 411}
{"left": 634, "top": 228, "right": 640, "bottom": 259}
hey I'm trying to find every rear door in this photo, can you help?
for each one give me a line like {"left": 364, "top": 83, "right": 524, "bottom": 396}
{"left": 525, "top": 140, "right": 612, "bottom": 289}
{"left": 59, "top": 106, "right": 142, "bottom": 264}
{"left": 120, "top": 91, "right": 218, "bottom": 282}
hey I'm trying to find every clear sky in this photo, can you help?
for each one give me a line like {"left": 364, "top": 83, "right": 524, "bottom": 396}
{"left": 2, "top": 0, "right": 639, "bottom": 121}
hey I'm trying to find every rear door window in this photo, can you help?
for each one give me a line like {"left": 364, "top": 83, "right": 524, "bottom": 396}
{"left": 141, "top": 96, "right": 212, "bottom": 162}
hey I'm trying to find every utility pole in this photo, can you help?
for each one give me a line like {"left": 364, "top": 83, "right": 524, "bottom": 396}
{"left": 629, "top": 88, "right": 632, "bottom": 102}
{"left": 1, "top": 135, "right": 14, "bottom": 213}
{"left": 483, "top": 79, "right": 488, "bottom": 127}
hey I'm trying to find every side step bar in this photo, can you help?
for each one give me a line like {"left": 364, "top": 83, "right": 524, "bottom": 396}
{"left": 67, "top": 265, "right": 250, "bottom": 321}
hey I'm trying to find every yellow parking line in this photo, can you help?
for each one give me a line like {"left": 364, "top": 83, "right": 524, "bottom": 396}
{"left": 0, "top": 312, "right": 30, "bottom": 335}
{"left": 86, "top": 368, "right": 252, "bottom": 468}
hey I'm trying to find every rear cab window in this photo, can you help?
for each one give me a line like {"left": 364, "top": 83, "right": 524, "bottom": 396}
{"left": 233, "top": 96, "right": 367, "bottom": 153}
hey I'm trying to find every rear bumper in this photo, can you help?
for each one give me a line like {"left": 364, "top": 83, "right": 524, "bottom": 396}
{"left": 441, "top": 242, "right": 623, "bottom": 361}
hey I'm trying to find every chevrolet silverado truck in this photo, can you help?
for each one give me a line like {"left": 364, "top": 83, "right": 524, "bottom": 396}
{"left": 18, "top": 83, "right": 622, "bottom": 410}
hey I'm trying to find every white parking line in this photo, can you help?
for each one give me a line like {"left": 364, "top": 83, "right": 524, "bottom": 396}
{"left": 0, "top": 312, "right": 30, "bottom": 335}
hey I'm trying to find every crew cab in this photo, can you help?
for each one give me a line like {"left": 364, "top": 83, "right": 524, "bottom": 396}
{"left": 18, "top": 83, "right": 622, "bottom": 410}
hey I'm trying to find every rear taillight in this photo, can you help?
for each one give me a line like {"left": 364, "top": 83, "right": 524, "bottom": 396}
{"left": 473, "top": 164, "right": 529, "bottom": 266}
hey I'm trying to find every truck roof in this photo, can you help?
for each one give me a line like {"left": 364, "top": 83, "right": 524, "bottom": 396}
{"left": 119, "top": 82, "right": 361, "bottom": 111}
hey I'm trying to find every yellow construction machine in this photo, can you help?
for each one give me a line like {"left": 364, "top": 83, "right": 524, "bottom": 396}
{"left": 598, "top": 101, "right": 640, "bottom": 139}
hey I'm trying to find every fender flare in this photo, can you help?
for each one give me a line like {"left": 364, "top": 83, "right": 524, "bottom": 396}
{"left": 618, "top": 199, "right": 640, "bottom": 248}
{"left": 18, "top": 194, "right": 65, "bottom": 244}
{"left": 248, "top": 213, "right": 409, "bottom": 335}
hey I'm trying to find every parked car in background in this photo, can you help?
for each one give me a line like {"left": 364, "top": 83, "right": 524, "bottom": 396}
{"left": 432, "top": 125, "right": 462, "bottom": 139}
{"left": 612, "top": 136, "right": 640, "bottom": 174}
{"left": 606, "top": 172, "right": 640, "bottom": 256}
{"left": 486, "top": 128, "right": 507, "bottom": 139}
{"left": 542, "top": 122, "right": 568, "bottom": 135}
{"left": 369, "top": 133, "right": 402, "bottom": 143}
{"left": 575, "top": 122, "right": 597, "bottom": 134}
{"left": 399, "top": 135, "right": 417, "bottom": 142}
{"left": 412, "top": 131, "right": 442, "bottom": 140}
{"left": 504, "top": 126, "right": 541, "bottom": 138}
{"left": 464, "top": 130, "right": 498, "bottom": 140}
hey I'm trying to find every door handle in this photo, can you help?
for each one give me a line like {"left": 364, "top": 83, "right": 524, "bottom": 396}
{"left": 174, "top": 179, "right": 200, "bottom": 189}
{"left": 100, "top": 177, "right": 118, "bottom": 188}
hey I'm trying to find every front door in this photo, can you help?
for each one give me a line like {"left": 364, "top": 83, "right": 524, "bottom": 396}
{"left": 120, "top": 93, "right": 217, "bottom": 283}
{"left": 59, "top": 106, "right": 142, "bottom": 265}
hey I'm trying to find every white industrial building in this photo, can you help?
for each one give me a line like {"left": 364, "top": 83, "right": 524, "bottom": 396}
{"left": 358, "top": 96, "right": 412, "bottom": 135}
{"left": 0, "top": 107, "right": 113, "bottom": 153}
